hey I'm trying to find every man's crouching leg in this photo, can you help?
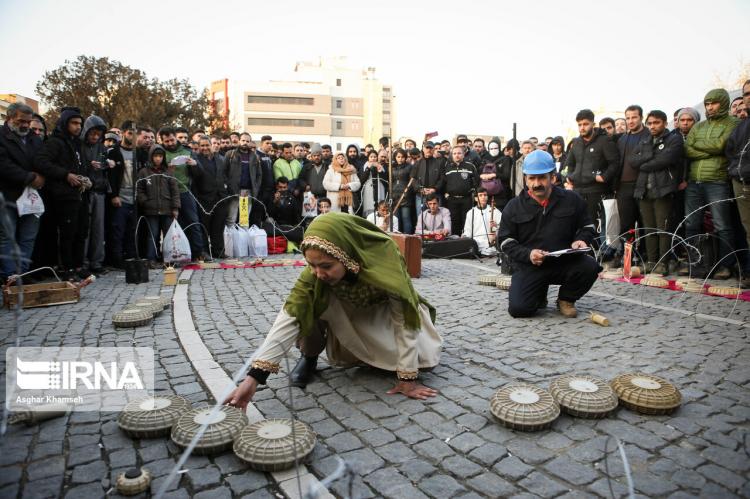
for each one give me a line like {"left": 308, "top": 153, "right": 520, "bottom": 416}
{"left": 291, "top": 320, "right": 327, "bottom": 388}
{"left": 507, "top": 268, "right": 551, "bottom": 318}
{"left": 557, "top": 255, "right": 602, "bottom": 316}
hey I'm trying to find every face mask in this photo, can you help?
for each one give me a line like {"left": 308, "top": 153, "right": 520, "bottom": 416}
{"left": 488, "top": 146, "right": 500, "bottom": 157}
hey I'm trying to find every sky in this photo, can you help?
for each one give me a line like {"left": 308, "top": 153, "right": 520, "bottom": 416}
{"left": 1, "top": 0, "right": 748, "bottom": 142}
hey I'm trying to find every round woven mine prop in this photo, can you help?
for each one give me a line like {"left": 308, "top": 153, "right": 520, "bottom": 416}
{"left": 600, "top": 269, "right": 623, "bottom": 280}
{"left": 142, "top": 295, "right": 171, "bottom": 309}
{"left": 675, "top": 279, "right": 705, "bottom": 293}
{"left": 610, "top": 373, "right": 681, "bottom": 415}
{"left": 707, "top": 286, "right": 741, "bottom": 297}
{"left": 133, "top": 300, "right": 163, "bottom": 316}
{"left": 640, "top": 275, "right": 669, "bottom": 288}
{"left": 118, "top": 395, "right": 191, "bottom": 438}
{"left": 116, "top": 467, "right": 151, "bottom": 496}
{"left": 171, "top": 406, "right": 248, "bottom": 455}
{"left": 549, "top": 374, "right": 618, "bottom": 418}
{"left": 490, "top": 384, "right": 559, "bottom": 431}
{"left": 234, "top": 418, "right": 317, "bottom": 471}
{"left": 112, "top": 308, "right": 153, "bottom": 328}
{"left": 496, "top": 276, "right": 512, "bottom": 291}
{"left": 478, "top": 274, "right": 500, "bottom": 286}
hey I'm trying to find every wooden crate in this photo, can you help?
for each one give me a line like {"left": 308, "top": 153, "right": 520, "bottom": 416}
{"left": 389, "top": 233, "right": 421, "bottom": 278}
{"left": 3, "top": 281, "right": 80, "bottom": 309}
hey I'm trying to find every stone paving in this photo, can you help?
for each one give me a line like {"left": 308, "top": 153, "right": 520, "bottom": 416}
{"left": 1, "top": 257, "right": 749, "bottom": 498}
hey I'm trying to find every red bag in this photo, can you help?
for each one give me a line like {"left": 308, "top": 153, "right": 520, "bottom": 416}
{"left": 267, "top": 236, "right": 287, "bottom": 254}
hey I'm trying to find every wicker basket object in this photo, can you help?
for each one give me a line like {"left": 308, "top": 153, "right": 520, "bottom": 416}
{"left": 171, "top": 406, "right": 248, "bottom": 455}
{"left": 496, "top": 276, "right": 512, "bottom": 291}
{"left": 640, "top": 276, "right": 669, "bottom": 288}
{"left": 610, "top": 373, "right": 681, "bottom": 415}
{"left": 707, "top": 286, "right": 741, "bottom": 297}
{"left": 115, "top": 468, "right": 152, "bottom": 496}
{"left": 234, "top": 418, "right": 317, "bottom": 471}
{"left": 112, "top": 308, "right": 153, "bottom": 328}
{"left": 549, "top": 374, "right": 618, "bottom": 418}
{"left": 478, "top": 274, "right": 500, "bottom": 286}
{"left": 132, "top": 300, "right": 163, "bottom": 316}
{"left": 675, "top": 280, "right": 705, "bottom": 293}
{"left": 118, "top": 395, "right": 191, "bottom": 438}
{"left": 490, "top": 384, "right": 559, "bottom": 431}
{"left": 141, "top": 295, "right": 171, "bottom": 309}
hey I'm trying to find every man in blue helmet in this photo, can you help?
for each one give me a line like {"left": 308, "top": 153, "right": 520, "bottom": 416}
{"left": 497, "top": 150, "right": 601, "bottom": 318}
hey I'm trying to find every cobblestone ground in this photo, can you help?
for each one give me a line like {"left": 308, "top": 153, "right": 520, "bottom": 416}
{"left": 1, "top": 257, "right": 749, "bottom": 498}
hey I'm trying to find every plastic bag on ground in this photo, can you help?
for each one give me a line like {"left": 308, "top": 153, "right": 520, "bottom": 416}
{"left": 162, "top": 219, "right": 192, "bottom": 263}
{"left": 16, "top": 187, "right": 45, "bottom": 217}
{"left": 223, "top": 226, "right": 235, "bottom": 258}
{"left": 247, "top": 225, "right": 268, "bottom": 257}
{"left": 233, "top": 225, "right": 249, "bottom": 258}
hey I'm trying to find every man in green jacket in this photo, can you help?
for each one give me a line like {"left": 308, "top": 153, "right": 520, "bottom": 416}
{"left": 684, "top": 88, "right": 740, "bottom": 279}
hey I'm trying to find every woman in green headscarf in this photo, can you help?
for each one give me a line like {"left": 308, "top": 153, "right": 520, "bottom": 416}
{"left": 225, "top": 212, "right": 442, "bottom": 406}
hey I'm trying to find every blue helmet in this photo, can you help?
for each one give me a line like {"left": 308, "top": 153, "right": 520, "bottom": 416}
{"left": 522, "top": 150, "right": 555, "bottom": 174}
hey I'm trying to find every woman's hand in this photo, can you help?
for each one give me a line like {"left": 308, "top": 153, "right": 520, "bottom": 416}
{"left": 387, "top": 381, "right": 438, "bottom": 400}
{"left": 223, "top": 376, "right": 258, "bottom": 410}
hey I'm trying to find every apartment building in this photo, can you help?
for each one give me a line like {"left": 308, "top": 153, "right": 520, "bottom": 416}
{"left": 211, "top": 57, "right": 395, "bottom": 150}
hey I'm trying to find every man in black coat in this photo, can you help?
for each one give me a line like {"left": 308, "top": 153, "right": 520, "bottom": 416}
{"left": 0, "top": 103, "right": 45, "bottom": 281}
{"left": 35, "top": 107, "right": 92, "bottom": 280}
{"left": 498, "top": 150, "right": 600, "bottom": 319}
{"left": 194, "top": 136, "right": 229, "bottom": 257}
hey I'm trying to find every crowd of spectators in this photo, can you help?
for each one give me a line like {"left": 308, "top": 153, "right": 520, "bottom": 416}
{"left": 1, "top": 80, "right": 749, "bottom": 284}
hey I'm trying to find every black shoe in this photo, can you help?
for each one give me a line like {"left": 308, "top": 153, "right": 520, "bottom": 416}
{"left": 90, "top": 267, "right": 108, "bottom": 275}
{"left": 290, "top": 356, "right": 318, "bottom": 388}
{"left": 76, "top": 269, "right": 92, "bottom": 280}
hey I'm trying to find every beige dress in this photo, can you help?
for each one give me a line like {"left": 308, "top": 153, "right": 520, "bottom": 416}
{"left": 251, "top": 291, "right": 442, "bottom": 380}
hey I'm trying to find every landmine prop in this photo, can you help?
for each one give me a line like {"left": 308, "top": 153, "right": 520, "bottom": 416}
{"left": 199, "top": 262, "right": 222, "bottom": 269}
{"left": 640, "top": 275, "right": 669, "bottom": 288}
{"left": 495, "top": 276, "right": 512, "bottom": 291}
{"left": 116, "top": 468, "right": 152, "bottom": 496}
{"left": 171, "top": 406, "right": 248, "bottom": 455}
{"left": 610, "top": 373, "right": 681, "bottom": 415}
{"left": 478, "top": 274, "right": 500, "bottom": 286}
{"left": 234, "top": 418, "right": 317, "bottom": 471}
{"left": 9, "top": 404, "right": 70, "bottom": 425}
{"left": 707, "top": 285, "right": 741, "bottom": 297}
{"left": 549, "top": 375, "right": 618, "bottom": 418}
{"left": 3, "top": 275, "right": 95, "bottom": 309}
{"left": 675, "top": 279, "right": 705, "bottom": 293}
{"left": 490, "top": 384, "right": 559, "bottom": 431}
{"left": 112, "top": 308, "right": 153, "bottom": 328}
{"left": 600, "top": 269, "right": 623, "bottom": 280}
{"left": 118, "top": 395, "right": 191, "bottom": 438}
{"left": 141, "top": 295, "right": 171, "bottom": 309}
{"left": 126, "top": 300, "right": 163, "bottom": 317}
{"left": 590, "top": 312, "right": 610, "bottom": 326}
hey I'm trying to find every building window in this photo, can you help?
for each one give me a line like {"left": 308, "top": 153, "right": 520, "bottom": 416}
{"left": 247, "top": 95, "right": 314, "bottom": 105}
{"left": 336, "top": 99, "right": 342, "bottom": 109}
{"left": 352, "top": 122, "right": 360, "bottom": 130}
{"left": 382, "top": 98, "right": 391, "bottom": 103}
{"left": 247, "top": 118, "right": 315, "bottom": 127}
{"left": 336, "top": 121, "right": 342, "bottom": 130}
{"left": 336, "top": 78, "right": 342, "bottom": 87}
{"left": 336, "top": 143, "right": 342, "bottom": 151}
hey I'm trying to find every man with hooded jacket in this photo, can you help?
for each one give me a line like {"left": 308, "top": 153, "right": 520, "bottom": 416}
{"left": 80, "top": 115, "right": 110, "bottom": 273}
{"left": 726, "top": 79, "right": 750, "bottom": 284}
{"left": 35, "top": 107, "right": 92, "bottom": 280}
{"left": 684, "top": 88, "right": 739, "bottom": 279}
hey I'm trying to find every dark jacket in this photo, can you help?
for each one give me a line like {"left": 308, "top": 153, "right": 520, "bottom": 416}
{"left": 391, "top": 162, "right": 414, "bottom": 207}
{"left": 410, "top": 157, "right": 443, "bottom": 192}
{"left": 497, "top": 186, "right": 597, "bottom": 266}
{"left": 438, "top": 160, "right": 479, "bottom": 197}
{"left": 223, "top": 147, "right": 261, "bottom": 197}
{"left": 106, "top": 144, "right": 128, "bottom": 199}
{"left": 80, "top": 115, "right": 109, "bottom": 193}
{"left": 35, "top": 108, "right": 88, "bottom": 202}
{"left": 726, "top": 117, "right": 750, "bottom": 182}
{"left": 136, "top": 145, "right": 181, "bottom": 216}
{"left": 193, "top": 153, "right": 228, "bottom": 206}
{"left": 0, "top": 123, "right": 44, "bottom": 201}
{"left": 300, "top": 161, "right": 328, "bottom": 198}
{"left": 616, "top": 127, "right": 651, "bottom": 187}
{"left": 256, "top": 151, "right": 276, "bottom": 203}
{"left": 631, "top": 130, "right": 683, "bottom": 199}
{"left": 269, "top": 190, "right": 301, "bottom": 226}
{"left": 564, "top": 129, "right": 620, "bottom": 193}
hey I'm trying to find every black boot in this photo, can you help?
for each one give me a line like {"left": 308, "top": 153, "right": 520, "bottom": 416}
{"left": 290, "top": 356, "right": 318, "bottom": 388}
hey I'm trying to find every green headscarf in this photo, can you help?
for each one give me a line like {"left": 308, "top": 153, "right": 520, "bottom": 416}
{"left": 284, "top": 212, "right": 435, "bottom": 336}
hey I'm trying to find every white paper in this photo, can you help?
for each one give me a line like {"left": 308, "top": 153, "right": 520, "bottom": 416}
{"left": 546, "top": 247, "right": 591, "bottom": 257}
{"left": 169, "top": 155, "right": 190, "bottom": 166}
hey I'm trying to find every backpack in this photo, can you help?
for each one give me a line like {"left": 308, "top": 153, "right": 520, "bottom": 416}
{"left": 481, "top": 163, "right": 503, "bottom": 195}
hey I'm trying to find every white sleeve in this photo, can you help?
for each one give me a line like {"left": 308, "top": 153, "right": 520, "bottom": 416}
{"left": 322, "top": 168, "right": 338, "bottom": 192}
{"left": 349, "top": 174, "right": 361, "bottom": 192}
{"left": 461, "top": 208, "right": 473, "bottom": 237}
{"left": 389, "top": 295, "right": 419, "bottom": 380}
{"left": 249, "top": 309, "right": 299, "bottom": 374}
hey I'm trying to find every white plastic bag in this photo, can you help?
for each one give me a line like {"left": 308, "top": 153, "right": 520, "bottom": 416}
{"left": 162, "top": 219, "right": 192, "bottom": 263}
{"left": 602, "top": 198, "right": 621, "bottom": 251}
{"left": 233, "top": 225, "right": 249, "bottom": 258}
{"left": 16, "top": 187, "right": 45, "bottom": 217}
{"left": 223, "top": 225, "right": 235, "bottom": 258}
{"left": 247, "top": 225, "right": 268, "bottom": 257}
